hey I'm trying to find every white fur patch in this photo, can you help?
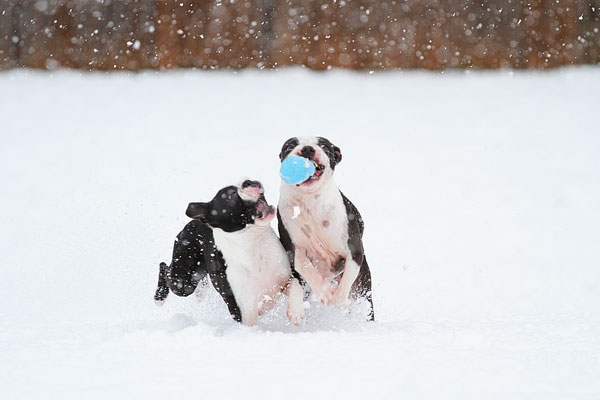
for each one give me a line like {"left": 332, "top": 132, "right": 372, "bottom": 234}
{"left": 213, "top": 225, "right": 292, "bottom": 326}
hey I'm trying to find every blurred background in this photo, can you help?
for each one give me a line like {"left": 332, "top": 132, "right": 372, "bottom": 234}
{"left": 1, "top": 0, "right": 599, "bottom": 71}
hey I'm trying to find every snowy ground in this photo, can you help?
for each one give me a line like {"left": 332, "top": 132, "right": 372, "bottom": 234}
{"left": 1, "top": 67, "right": 599, "bottom": 399}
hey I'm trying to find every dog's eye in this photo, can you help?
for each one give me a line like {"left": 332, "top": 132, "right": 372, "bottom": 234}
{"left": 280, "top": 139, "right": 300, "bottom": 160}
{"left": 283, "top": 139, "right": 299, "bottom": 152}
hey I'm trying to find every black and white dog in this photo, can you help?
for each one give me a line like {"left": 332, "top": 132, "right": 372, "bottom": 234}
{"left": 277, "top": 137, "right": 374, "bottom": 320}
{"left": 154, "top": 180, "right": 305, "bottom": 326}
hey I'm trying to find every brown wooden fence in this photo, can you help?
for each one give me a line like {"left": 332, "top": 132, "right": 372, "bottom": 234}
{"left": 1, "top": 0, "right": 599, "bottom": 70}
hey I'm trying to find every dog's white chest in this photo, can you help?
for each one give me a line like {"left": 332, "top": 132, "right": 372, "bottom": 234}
{"left": 213, "top": 227, "right": 290, "bottom": 323}
{"left": 279, "top": 187, "right": 349, "bottom": 276}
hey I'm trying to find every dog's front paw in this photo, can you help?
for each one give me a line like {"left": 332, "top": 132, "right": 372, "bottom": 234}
{"left": 286, "top": 302, "right": 305, "bottom": 325}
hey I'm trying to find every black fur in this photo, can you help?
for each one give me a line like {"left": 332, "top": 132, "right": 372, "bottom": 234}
{"left": 154, "top": 219, "right": 243, "bottom": 322}
{"left": 154, "top": 262, "right": 170, "bottom": 302}
{"left": 317, "top": 137, "right": 342, "bottom": 170}
{"left": 160, "top": 219, "right": 209, "bottom": 298}
{"left": 186, "top": 185, "right": 259, "bottom": 233}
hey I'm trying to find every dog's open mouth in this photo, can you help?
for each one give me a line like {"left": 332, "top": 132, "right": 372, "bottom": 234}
{"left": 298, "top": 161, "right": 325, "bottom": 186}
{"left": 255, "top": 195, "right": 275, "bottom": 220}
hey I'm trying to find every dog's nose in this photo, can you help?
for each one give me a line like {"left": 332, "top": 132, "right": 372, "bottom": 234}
{"left": 242, "top": 180, "right": 262, "bottom": 189}
{"left": 300, "top": 146, "right": 316, "bottom": 159}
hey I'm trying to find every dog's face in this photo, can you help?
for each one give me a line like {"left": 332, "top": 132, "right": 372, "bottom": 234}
{"left": 279, "top": 137, "right": 342, "bottom": 189}
{"left": 186, "top": 180, "right": 275, "bottom": 232}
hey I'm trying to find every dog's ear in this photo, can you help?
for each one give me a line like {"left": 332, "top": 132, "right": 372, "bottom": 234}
{"left": 186, "top": 202, "right": 209, "bottom": 222}
{"left": 333, "top": 145, "right": 342, "bottom": 165}
{"left": 317, "top": 137, "right": 342, "bottom": 168}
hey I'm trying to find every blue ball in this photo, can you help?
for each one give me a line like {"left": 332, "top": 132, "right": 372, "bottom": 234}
{"left": 280, "top": 155, "right": 316, "bottom": 185}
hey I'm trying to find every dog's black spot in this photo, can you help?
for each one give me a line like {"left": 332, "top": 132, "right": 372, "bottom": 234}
{"left": 187, "top": 186, "right": 258, "bottom": 233}
{"left": 332, "top": 256, "right": 345, "bottom": 274}
{"left": 242, "top": 180, "right": 261, "bottom": 189}
{"left": 317, "top": 137, "right": 342, "bottom": 170}
{"left": 279, "top": 137, "right": 300, "bottom": 160}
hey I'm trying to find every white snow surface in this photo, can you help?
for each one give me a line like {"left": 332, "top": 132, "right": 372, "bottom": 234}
{"left": 1, "top": 68, "right": 599, "bottom": 399}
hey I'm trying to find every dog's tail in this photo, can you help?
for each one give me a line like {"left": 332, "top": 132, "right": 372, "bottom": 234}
{"left": 154, "top": 262, "right": 170, "bottom": 306}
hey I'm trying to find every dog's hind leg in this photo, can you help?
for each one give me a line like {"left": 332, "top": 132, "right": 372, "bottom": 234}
{"left": 154, "top": 262, "right": 170, "bottom": 306}
{"left": 156, "top": 220, "right": 210, "bottom": 303}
